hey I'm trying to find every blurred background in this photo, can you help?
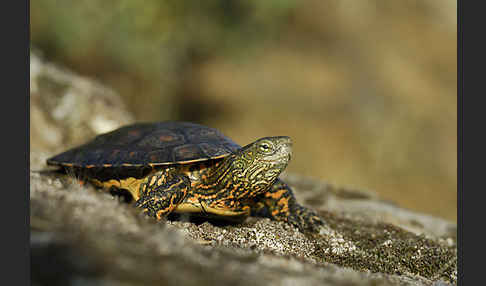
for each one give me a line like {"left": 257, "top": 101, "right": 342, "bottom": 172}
{"left": 30, "top": 0, "right": 457, "bottom": 222}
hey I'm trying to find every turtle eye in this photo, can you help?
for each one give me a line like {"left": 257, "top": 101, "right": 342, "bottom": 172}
{"left": 258, "top": 142, "right": 272, "bottom": 153}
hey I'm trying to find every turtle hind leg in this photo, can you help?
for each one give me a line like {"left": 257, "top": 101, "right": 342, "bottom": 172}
{"left": 252, "top": 179, "right": 325, "bottom": 232}
{"left": 134, "top": 168, "right": 190, "bottom": 220}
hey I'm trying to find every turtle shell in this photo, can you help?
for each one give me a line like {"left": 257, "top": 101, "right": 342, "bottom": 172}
{"left": 47, "top": 121, "right": 241, "bottom": 168}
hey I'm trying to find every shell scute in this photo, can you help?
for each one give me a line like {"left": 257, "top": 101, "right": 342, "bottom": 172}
{"left": 46, "top": 121, "right": 241, "bottom": 168}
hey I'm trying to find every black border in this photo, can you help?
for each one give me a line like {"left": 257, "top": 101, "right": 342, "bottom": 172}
{"left": 5, "top": 0, "right": 29, "bottom": 285}
{"left": 460, "top": 0, "right": 482, "bottom": 285}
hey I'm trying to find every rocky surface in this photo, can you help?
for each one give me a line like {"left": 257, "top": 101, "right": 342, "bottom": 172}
{"left": 30, "top": 52, "right": 457, "bottom": 286}
{"left": 30, "top": 50, "right": 134, "bottom": 154}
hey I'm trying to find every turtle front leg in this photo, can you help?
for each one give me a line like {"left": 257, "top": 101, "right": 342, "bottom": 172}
{"left": 134, "top": 168, "right": 191, "bottom": 220}
{"left": 251, "top": 179, "right": 325, "bottom": 232}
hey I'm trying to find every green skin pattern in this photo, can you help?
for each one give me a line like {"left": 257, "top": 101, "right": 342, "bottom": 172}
{"left": 134, "top": 136, "right": 324, "bottom": 232}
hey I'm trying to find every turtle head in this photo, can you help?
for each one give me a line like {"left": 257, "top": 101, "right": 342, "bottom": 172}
{"left": 228, "top": 136, "right": 292, "bottom": 195}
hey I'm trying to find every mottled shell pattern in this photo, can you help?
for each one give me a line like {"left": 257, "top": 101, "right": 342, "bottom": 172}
{"left": 47, "top": 121, "right": 241, "bottom": 168}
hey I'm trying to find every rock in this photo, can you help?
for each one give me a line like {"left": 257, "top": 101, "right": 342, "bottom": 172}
{"left": 281, "top": 174, "right": 457, "bottom": 240}
{"left": 30, "top": 52, "right": 457, "bottom": 286}
{"left": 30, "top": 50, "right": 134, "bottom": 154}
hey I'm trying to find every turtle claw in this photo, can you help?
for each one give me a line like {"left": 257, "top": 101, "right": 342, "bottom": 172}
{"left": 287, "top": 204, "right": 326, "bottom": 233}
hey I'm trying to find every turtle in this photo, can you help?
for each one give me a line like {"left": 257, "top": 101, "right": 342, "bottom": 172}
{"left": 46, "top": 121, "right": 324, "bottom": 232}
